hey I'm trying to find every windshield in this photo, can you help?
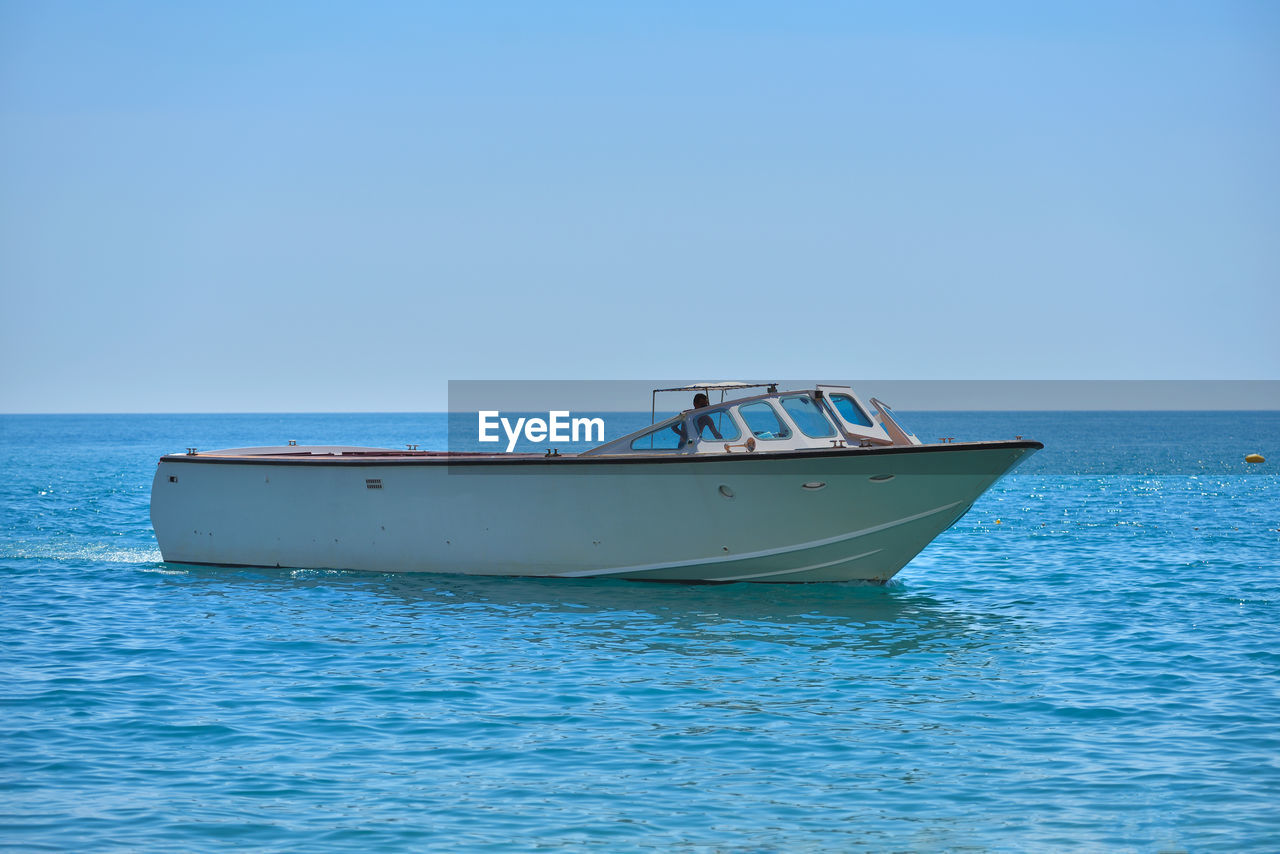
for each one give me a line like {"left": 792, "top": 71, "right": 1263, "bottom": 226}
{"left": 780, "top": 394, "right": 836, "bottom": 438}
{"left": 629, "top": 415, "right": 686, "bottom": 450}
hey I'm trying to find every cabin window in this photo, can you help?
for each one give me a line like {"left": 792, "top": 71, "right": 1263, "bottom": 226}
{"left": 780, "top": 394, "right": 836, "bottom": 438}
{"left": 692, "top": 407, "right": 742, "bottom": 442}
{"left": 830, "top": 393, "right": 874, "bottom": 428}
{"left": 738, "top": 402, "right": 792, "bottom": 440}
{"left": 629, "top": 417, "right": 686, "bottom": 450}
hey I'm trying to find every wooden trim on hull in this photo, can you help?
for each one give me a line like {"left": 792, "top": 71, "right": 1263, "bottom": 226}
{"left": 160, "top": 440, "right": 1044, "bottom": 468}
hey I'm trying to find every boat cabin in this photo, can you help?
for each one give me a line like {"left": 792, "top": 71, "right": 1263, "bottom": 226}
{"left": 580, "top": 383, "right": 921, "bottom": 456}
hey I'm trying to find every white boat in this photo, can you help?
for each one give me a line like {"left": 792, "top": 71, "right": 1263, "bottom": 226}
{"left": 150, "top": 384, "right": 1041, "bottom": 583}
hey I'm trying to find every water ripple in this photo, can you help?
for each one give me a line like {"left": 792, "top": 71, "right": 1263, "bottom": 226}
{"left": 2, "top": 414, "right": 1278, "bottom": 851}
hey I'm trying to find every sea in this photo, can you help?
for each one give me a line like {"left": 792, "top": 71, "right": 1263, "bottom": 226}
{"left": 1, "top": 411, "right": 1277, "bottom": 852}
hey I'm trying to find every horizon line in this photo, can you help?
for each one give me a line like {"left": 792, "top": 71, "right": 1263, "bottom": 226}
{"left": 4, "top": 408, "right": 1280, "bottom": 416}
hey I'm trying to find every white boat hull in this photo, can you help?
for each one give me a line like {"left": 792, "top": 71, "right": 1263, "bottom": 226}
{"left": 150, "top": 443, "right": 1038, "bottom": 583}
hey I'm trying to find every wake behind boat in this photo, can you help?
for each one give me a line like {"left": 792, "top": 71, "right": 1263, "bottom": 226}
{"left": 150, "top": 384, "right": 1041, "bottom": 583}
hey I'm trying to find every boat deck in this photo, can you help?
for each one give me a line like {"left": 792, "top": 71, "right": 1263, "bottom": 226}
{"left": 169, "top": 446, "right": 555, "bottom": 461}
{"left": 160, "top": 441, "right": 1044, "bottom": 468}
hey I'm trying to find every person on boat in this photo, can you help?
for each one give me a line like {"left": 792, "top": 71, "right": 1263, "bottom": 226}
{"left": 672, "top": 392, "right": 723, "bottom": 443}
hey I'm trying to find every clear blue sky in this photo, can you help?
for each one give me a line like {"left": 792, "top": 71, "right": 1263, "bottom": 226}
{"left": 2, "top": 1, "right": 1277, "bottom": 412}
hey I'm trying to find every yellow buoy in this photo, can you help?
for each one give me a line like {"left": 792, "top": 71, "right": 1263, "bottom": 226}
{"left": 1245, "top": 453, "right": 1265, "bottom": 464}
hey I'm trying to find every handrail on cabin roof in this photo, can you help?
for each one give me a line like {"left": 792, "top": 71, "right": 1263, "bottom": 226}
{"left": 651, "top": 382, "right": 780, "bottom": 425}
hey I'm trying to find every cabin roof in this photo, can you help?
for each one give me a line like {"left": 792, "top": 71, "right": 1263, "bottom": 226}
{"left": 651, "top": 381, "right": 776, "bottom": 393}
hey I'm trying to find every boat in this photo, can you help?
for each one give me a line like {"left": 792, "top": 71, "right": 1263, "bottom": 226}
{"left": 150, "top": 383, "right": 1041, "bottom": 583}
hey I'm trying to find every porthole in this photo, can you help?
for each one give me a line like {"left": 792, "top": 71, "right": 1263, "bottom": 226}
{"left": 870, "top": 474, "right": 895, "bottom": 483}
{"left": 718, "top": 485, "right": 734, "bottom": 499}
{"left": 801, "top": 481, "right": 826, "bottom": 491}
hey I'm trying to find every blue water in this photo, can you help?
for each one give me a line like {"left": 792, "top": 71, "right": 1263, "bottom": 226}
{"left": 2, "top": 412, "right": 1277, "bottom": 851}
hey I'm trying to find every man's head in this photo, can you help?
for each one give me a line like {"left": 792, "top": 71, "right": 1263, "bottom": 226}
{"left": 693, "top": 393, "right": 710, "bottom": 409}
